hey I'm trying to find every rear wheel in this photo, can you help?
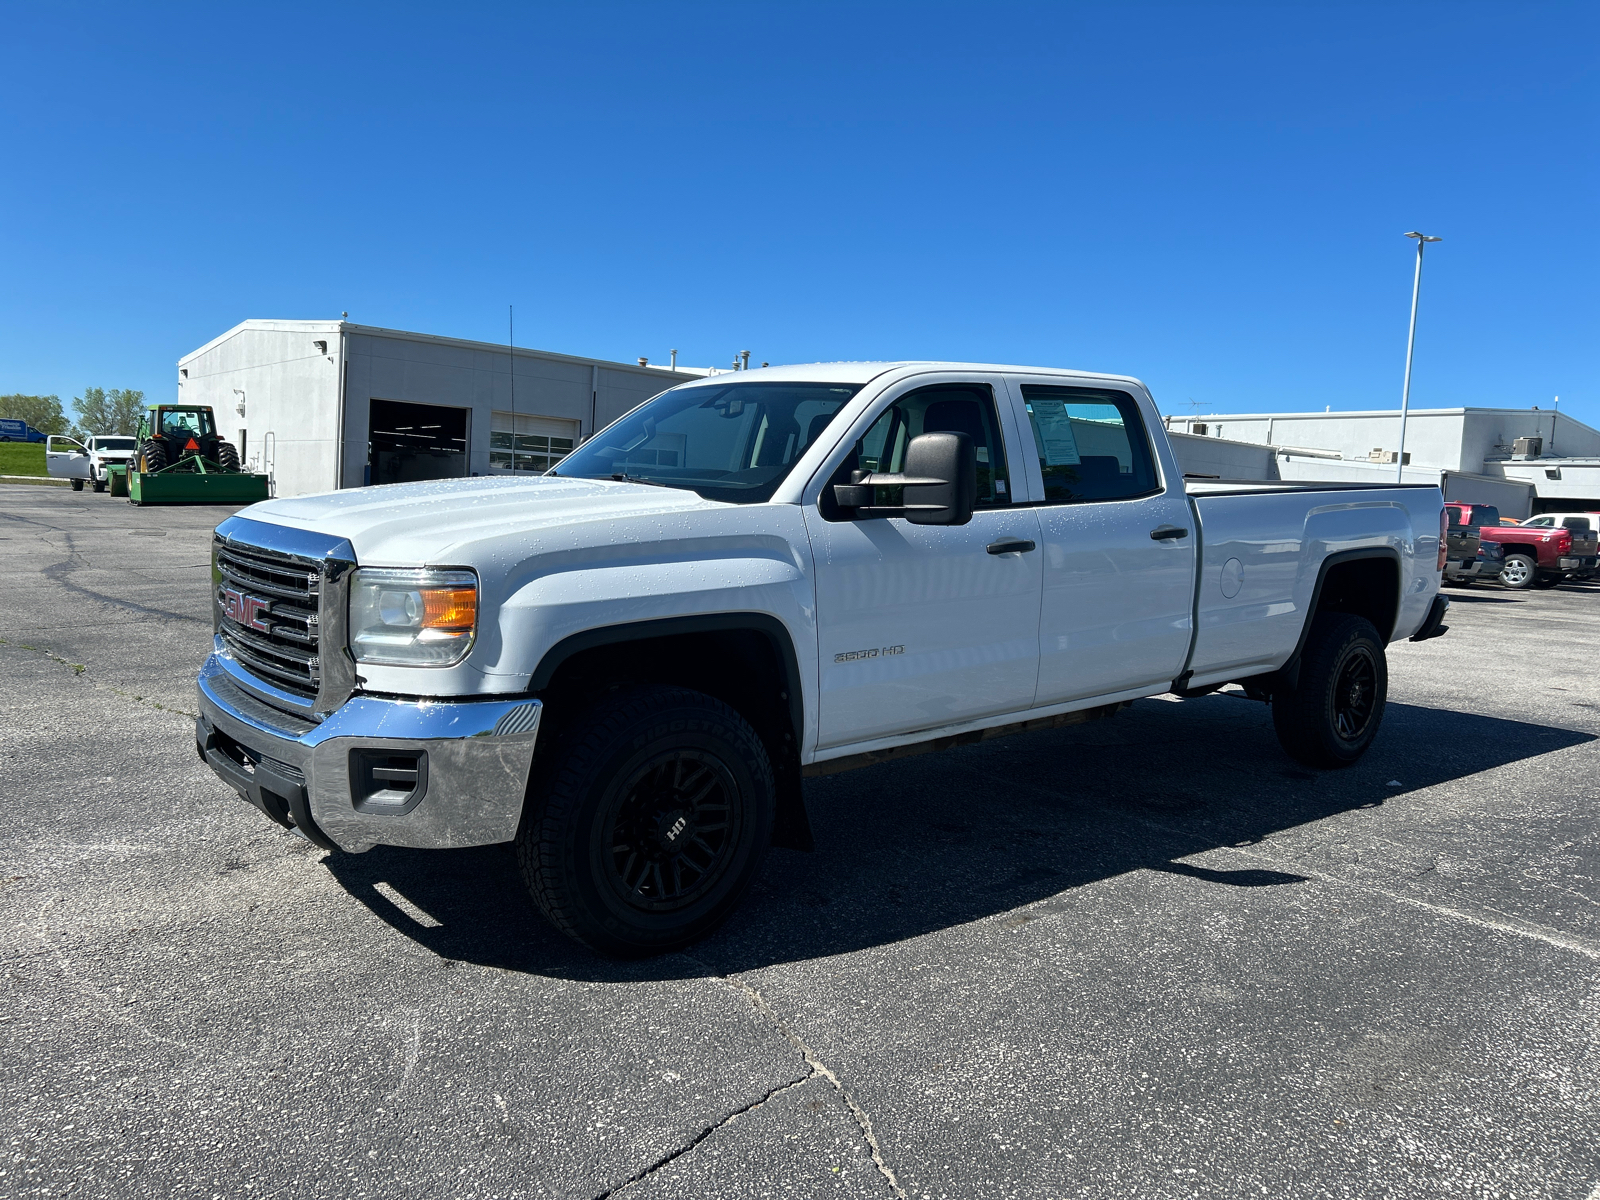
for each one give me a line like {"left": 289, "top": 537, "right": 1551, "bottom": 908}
{"left": 216, "top": 441, "right": 241, "bottom": 471}
{"left": 1272, "top": 614, "right": 1388, "bottom": 768}
{"left": 138, "top": 439, "right": 168, "bottom": 474}
{"left": 516, "top": 686, "right": 776, "bottom": 957}
{"left": 70, "top": 478, "right": 84, "bottom": 491}
{"left": 1533, "top": 574, "right": 1560, "bottom": 590}
{"left": 1499, "top": 553, "right": 1535, "bottom": 589}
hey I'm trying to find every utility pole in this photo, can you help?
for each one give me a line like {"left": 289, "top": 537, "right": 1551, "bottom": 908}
{"left": 1396, "top": 232, "right": 1442, "bottom": 482}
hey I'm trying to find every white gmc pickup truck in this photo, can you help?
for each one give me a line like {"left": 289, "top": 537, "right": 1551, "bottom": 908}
{"left": 196, "top": 361, "right": 1450, "bottom": 955}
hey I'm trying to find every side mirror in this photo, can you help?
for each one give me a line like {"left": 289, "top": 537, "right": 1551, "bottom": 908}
{"left": 831, "top": 431, "right": 977, "bottom": 526}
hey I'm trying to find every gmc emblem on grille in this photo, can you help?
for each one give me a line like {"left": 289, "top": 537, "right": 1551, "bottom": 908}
{"left": 221, "top": 587, "right": 272, "bottom": 633}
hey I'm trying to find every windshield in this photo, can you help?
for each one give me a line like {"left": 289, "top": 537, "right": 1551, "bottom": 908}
{"left": 552, "top": 381, "right": 864, "bottom": 503}
{"left": 95, "top": 437, "right": 137, "bottom": 451}
{"left": 160, "top": 408, "right": 216, "bottom": 439}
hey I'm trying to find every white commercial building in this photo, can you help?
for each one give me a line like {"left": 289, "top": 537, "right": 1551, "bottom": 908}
{"left": 1164, "top": 406, "right": 1600, "bottom": 518}
{"left": 178, "top": 320, "right": 698, "bottom": 498}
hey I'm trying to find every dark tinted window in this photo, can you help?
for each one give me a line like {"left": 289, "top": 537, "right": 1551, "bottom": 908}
{"left": 553, "top": 381, "right": 862, "bottom": 504}
{"left": 1020, "top": 386, "right": 1159, "bottom": 503}
{"left": 826, "top": 384, "right": 1012, "bottom": 519}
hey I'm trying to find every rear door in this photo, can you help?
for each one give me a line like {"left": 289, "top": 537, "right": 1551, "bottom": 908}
{"left": 45, "top": 436, "right": 91, "bottom": 481}
{"left": 1004, "top": 377, "right": 1196, "bottom": 704}
{"left": 802, "top": 374, "right": 1044, "bottom": 749}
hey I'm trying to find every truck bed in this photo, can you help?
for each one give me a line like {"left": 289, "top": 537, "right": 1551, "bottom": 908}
{"left": 1180, "top": 478, "right": 1443, "bottom": 691}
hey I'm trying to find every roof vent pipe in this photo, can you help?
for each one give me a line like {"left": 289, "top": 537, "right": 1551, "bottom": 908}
{"left": 639, "top": 357, "right": 648, "bottom": 366}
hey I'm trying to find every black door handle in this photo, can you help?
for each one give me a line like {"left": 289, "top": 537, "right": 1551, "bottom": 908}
{"left": 1150, "top": 526, "right": 1189, "bottom": 541}
{"left": 987, "top": 538, "right": 1036, "bottom": 555}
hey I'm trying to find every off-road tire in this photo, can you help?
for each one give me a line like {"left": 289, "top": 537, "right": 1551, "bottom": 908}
{"left": 1272, "top": 613, "right": 1388, "bottom": 768}
{"left": 516, "top": 686, "right": 776, "bottom": 957}
{"left": 70, "top": 478, "right": 84, "bottom": 491}
{"left": 216, "top": 441, "right": 241, "bottom": 471}
{"left": 138, "top": 439, "right": 168, "bottom": 474}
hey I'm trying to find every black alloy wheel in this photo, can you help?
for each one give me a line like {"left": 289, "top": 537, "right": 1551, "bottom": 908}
{"left": 517, "top": 686, "right": 776, "bottom": 957}
{"left": 1273, "top": 613, "right": 1388, "bottom": 768}
{"left": 1330, "top": 644, "right": 1378, "bottom": 741}
{"left": 602, "top": 750, "right": 741, "bottom": 911}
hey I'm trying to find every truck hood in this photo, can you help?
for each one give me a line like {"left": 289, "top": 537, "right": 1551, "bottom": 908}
{"left": 238, "top": 475, "right": 727, "bottom": 564}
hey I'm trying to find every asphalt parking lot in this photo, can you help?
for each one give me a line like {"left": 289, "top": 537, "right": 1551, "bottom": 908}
{"left": 2, "top": 483, "right": 1598, "bottom": 1200}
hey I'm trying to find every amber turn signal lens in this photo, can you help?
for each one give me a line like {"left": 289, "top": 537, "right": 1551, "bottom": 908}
{"left": 422, "top": 586, "right": 476, "bottom": 632}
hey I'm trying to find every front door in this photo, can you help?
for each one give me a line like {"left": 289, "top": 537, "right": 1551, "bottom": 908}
{"left": 1007, "top": 379, "right": 1196, "bottom": 703}
{"left": 45, "top": 436, "right": 92, "bottom": 481}
{"left": 804, "top": 378, "right": 1044, "bottom": 750}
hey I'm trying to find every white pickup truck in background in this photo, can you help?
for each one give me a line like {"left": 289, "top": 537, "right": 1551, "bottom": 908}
{"left": 46, "top": 434, "right": 139, "bottom": 492}
{"left": 195, "top": 361, "right": 1449, "bottom": 955}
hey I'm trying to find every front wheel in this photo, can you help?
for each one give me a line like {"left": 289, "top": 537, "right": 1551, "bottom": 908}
{"left": 516, "top": 686, "right": 776, "bottom": 957}
{"left": 70, "top": 478, "right": 84, "bottom": 491}
{"left": 1499, "top": 553, "right": 1535, "bottom": 589}
{"left": 1272, "top": 614, "right": 1388, "bottom": 768}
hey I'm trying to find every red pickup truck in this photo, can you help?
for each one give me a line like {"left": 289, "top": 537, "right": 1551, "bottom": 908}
{"left": 1469, "top": 508, "right": 1600, "bottom": 589}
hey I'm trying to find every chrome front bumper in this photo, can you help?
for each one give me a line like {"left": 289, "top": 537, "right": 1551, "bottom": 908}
{"left": 195, "top": 649, "right": 541, "bottom": 853}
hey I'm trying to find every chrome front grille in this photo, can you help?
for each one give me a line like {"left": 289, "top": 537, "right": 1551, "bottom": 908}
{"left": 215, "top": 538, "right": 322, "bottom": 700}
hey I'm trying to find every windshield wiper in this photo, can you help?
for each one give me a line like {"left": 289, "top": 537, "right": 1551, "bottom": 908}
{"left": 610, "top": 473, "right": 677, "bottom": 489}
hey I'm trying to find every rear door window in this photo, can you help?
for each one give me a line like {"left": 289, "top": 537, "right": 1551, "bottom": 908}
{"left": 1019, "top": 386, "right": 1159, "bottom": 503}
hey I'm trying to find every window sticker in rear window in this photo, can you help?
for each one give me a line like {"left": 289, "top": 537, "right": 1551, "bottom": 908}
{"left": 1026, "top": 399, "right": 1082, "bottom": 466}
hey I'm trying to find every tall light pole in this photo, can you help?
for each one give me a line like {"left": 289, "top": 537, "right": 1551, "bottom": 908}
{"left": 1395, "top": 231, "right": 1442, "bottom": 481}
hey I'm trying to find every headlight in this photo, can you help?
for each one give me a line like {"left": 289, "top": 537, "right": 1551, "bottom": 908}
{"left": 349, "top": 568, "right": 477, "bottom": 666}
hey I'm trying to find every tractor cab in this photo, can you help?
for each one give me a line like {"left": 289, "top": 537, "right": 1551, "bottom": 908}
{"left": 139, "top": 405, "right": 222, "bottom": 461}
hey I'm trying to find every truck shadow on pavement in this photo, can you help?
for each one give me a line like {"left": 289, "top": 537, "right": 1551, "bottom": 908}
{"left": 322, "top": 695, "right": 1595, "bottom": 981}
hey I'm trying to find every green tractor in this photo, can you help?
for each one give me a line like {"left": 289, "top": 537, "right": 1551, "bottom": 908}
{"left": 106, "top": 403, "right": 270, "bottom": 505}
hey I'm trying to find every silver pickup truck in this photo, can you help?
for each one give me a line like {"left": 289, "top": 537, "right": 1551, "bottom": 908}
{"left": 196, "top": 361, "right": 1450, "bottom": 954}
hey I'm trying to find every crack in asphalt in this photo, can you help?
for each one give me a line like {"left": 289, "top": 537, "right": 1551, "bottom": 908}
{"left": 595, "top": 960, "right": 908, "bottom": 1200}
{"left": 725, "top": 974, "right": 908, "bottom": 1198}
{"left": 0, "top": 509, "right": 206, "bottom": 625}
{"left": 42, "top": 558, "right": 207, "bottom": 625}
{"left": 0, "top": 636, "right": 198, "bottom": 720}
{"left": 591, "top": 1073, "right": 814, "bottom": 1199}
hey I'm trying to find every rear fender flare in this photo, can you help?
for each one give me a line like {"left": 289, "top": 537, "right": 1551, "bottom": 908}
{"left": 1272, "top": 547, "right": 1402, "bottom": 692}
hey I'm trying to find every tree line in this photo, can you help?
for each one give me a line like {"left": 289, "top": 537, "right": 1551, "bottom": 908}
{"left": 0, "top": 389, "right": 147, "bottom": 440}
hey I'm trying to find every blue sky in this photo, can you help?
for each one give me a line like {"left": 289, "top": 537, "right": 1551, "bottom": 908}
{"left": 2, "top": 2, "right": 1594, "bottom": 424}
